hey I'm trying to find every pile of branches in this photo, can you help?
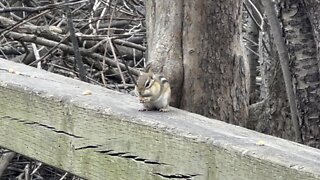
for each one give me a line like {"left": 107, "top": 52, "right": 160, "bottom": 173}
{"left": 0, "top": 0, "right": 146, "bottom": 179}
{"left": 0, "top": 0, "right": 145, "bottom": 91}
{"left": 0, "top": 151, "right": 83, "bottom": 180}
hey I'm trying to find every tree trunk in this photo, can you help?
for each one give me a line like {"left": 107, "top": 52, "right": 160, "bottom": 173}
{"left": 146, "top": 1, "right": 249, "bottom": 125}
{"left": 248, "top": 21, "right": 295, "bottom": 141}
{"left": 145, "top": 0, "right": 184, "bottom": 107}
{"left": 280, "top": 0, "right": 320, "bottom": 148}
{"left": 303, "top": 0, "right": 320, "bottom": 69}
{"left": 180, "top": 1, "right": 249, "bottom": 125}
{"left": 262, "top": 0, "right": 302, "bottom": 143}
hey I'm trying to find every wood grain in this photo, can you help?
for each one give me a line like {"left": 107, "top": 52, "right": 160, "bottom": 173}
{"left": 0, "top": 59, "right": 319, "bottom": 180}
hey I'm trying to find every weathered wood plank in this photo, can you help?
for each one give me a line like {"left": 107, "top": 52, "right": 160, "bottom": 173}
{"left": 0, "top": 58, "right": 320, "bottom": 180}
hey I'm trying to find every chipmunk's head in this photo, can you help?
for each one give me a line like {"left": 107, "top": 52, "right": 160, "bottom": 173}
{"left": 135, "top": 64, "right": 160, "bottom": 97}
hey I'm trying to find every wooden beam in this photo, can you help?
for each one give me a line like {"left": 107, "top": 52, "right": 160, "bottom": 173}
{"left": 0, "top": 59, "right": 320, "bottom": 180}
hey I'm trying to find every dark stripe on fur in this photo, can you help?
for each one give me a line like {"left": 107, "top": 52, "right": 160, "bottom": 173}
{"left": 159, "top": 76, "right": 168, "bottom": 84}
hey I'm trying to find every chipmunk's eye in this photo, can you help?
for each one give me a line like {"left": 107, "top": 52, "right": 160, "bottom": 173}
{"left": 144, "top": 79, "right": 152, "bottom": 88}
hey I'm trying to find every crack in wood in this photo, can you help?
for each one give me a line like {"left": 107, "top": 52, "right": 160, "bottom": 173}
{"left": 75, "top": 145, "right": 101, "bottom": 150}
{"left": 53, "top": 130, "right": 82, "bottom": 138}
{"left": 96, "top": 149, "right": 168, "bottom": 165}
{"left": 153, "top": 172, "right": 200, "bottom": 179}
{"left": 105, "top": 151, "right": 128, "bottom": 156}
{"left": 36, "top": 123, "right": 55, "bottom": 130}
{"left": 0, "top": 115, "right": 83, "bottom": 138}
{"left": 144, "top": 160, "right": 166, "bottom": 165}
{"left": 120, "top": 154, "right": 138, "bottom": 158}
{"left": 96, "top": 150, "right": 113, "bottom": 153}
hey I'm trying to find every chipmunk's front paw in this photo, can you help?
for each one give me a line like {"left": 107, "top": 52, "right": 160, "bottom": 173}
{"left": 159, "top": 108, "right": 169, "bottom": 112}
{"left": 139, "top": 97, "right": 150, "bottom": 103}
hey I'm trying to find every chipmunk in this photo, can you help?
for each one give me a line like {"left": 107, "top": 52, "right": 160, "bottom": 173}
{"left": 135, "top": 65, "right": 171, "bottom": 112}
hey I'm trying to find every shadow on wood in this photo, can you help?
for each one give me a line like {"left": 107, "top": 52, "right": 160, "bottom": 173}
{"left": 0, "top": 59, "right": 320, "bottom": 180}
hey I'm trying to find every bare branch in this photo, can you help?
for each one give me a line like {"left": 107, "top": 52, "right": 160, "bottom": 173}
{"left": 0, "top": 151, "right": 16, "bottom": 177}
{"left": 64, "top": 0, "right": 87, "bottom": 82}
{"left": 3, "top": 31, "right": 140, "bottom": 76}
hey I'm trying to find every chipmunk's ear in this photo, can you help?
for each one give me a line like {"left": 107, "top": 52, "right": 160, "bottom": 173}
{"left": 152, "top": 73, "right": 157, "bottom": 79}
{"left": 145, "top": 63, "right": 152, "bottom": 73}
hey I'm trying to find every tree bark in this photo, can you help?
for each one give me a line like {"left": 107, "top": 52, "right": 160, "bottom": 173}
{"left": 302, "top": 0, "right": 320, "bottom": 70}
{"left": 180, "top": 0, "right": 249, "bottom": 125}
{"left": 145, "top": 0, "right": 184, "bottom": 107}
{"left": 248, "top": 25, "right": 295, "bottom": 140}
{"left": 280, "top": 0, "right": 320, "bottom": 147}
{"left": 262, "top": 0, "right": 302, "bottom": 143}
